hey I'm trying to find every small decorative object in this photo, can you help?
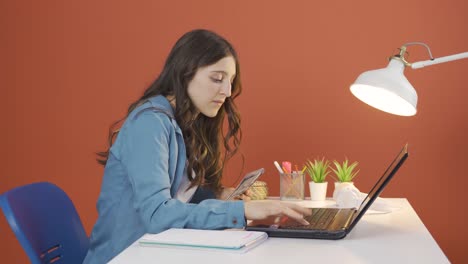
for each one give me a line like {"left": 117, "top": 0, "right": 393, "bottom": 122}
{"left": 331, "top": 159, "right": 359, "bottom": 200}
{"left": 248, "top": 181, "right": 268, "bottom": 200}
{"left": 334, "top": 184, "right": 362, "bottom": 208}
{"left": 304, "top": 158, "right": 330, "bottom": 201}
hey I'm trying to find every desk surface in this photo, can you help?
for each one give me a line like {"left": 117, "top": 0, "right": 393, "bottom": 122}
{"left": 109, "top": 198, "right": 449, "bottom": 264}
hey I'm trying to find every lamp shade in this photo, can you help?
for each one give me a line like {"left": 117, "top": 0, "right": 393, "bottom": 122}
{"left": 350, "top": 59, "right": 418, "bottom": 116}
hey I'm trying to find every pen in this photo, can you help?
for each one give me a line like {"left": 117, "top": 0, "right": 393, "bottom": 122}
{"left": 273, "top": 161, "right": 284, "bottom": 174}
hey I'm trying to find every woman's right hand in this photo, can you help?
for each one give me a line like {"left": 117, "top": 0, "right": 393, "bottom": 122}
{"left": 244, "top": 200, "right": 311, "bottom": 225}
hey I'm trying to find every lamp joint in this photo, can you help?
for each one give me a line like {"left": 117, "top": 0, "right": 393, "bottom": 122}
{"left": 388, "top": 46, "right": 412, "bottom": 67}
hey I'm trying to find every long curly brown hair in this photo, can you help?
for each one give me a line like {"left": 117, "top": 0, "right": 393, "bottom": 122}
{"left": 97, "top": 29, "right": 242, "bottom": 194}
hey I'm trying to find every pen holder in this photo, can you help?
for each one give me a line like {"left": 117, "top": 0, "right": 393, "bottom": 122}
{"left": 280, "top": 172, "right": 305, "bottom": 200}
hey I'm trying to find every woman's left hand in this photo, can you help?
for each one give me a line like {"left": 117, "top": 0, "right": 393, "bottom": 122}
{"left": 218, "top": 187, "right": 252, "bottom": 201}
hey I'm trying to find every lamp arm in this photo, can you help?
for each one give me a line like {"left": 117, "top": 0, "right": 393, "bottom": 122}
{"left": 411, "top": 52, "right": 468, "bottom": 69}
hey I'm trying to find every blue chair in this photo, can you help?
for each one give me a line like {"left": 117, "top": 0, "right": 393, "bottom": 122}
{"left": 0, "top": 182, "right": 89, "bottom": 264}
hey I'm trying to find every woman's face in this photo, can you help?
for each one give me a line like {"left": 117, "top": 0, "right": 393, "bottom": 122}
{"left": 187, "top": 56, "right": 236, "bottom": 118}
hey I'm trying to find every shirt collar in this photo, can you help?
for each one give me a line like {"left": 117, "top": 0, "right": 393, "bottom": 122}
{"left": 147, "top": 95, "right": 175, "bottom": 119}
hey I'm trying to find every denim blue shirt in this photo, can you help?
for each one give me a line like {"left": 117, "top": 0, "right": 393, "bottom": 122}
{"left": 83, "top": 96, "right": 246, "bottom": 263}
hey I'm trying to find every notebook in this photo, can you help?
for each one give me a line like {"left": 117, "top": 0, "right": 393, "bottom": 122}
{"left": 139, "top": 228, "right": 267, "bottom": 253}
{"left": 246, "top": 144, "right": 409, "bottom": 240}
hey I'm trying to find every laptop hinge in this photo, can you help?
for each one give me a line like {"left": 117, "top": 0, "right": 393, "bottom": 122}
{"left": 343, "top": 209, "right": 358, "bottom": 229}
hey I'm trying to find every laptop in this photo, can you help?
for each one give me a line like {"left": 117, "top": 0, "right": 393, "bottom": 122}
{"left": 246, "top": 144, "right": 409, "bottom": 240}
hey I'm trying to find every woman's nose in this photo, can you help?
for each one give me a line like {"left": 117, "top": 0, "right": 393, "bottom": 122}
{"left": 221, "top": 81, "right": 232, "bottom": 97}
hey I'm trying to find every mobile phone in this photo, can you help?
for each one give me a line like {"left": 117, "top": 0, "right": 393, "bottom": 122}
{"left": 226, "top": 168, "right": 265, "bottom": 200}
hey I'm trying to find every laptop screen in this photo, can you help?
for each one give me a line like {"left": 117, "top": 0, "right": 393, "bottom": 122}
{"left": 354, "top": 144, "right": 408, "bottom": 220}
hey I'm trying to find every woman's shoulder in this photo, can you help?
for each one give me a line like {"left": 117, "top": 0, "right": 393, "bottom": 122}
{"left": 130, "top": 96, "right": 173, "bottom": 118}
{"left": 124, "top": 96, "right": 179, "bottom": 134}
{"left": 110, "top": 96, "right": 179, "bottom": 158}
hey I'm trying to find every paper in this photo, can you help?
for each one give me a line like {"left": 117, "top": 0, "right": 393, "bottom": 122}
{"left": 139, "top": 228, "right": 268, "bottom": 253}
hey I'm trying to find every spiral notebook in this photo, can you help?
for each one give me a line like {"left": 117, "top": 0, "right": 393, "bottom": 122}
{"left": 139, "top": 228, "right": 268, "bottom": 253}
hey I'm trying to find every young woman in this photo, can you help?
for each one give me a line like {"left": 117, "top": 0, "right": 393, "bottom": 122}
{"left": 83, "top": 29, "right": 310, "bottom": 263}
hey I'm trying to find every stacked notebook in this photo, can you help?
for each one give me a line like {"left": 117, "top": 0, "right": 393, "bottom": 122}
{"left": 139, "top": 228, "right": 268, "bottom": 253}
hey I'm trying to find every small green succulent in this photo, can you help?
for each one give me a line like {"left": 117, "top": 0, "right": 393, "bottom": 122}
{"left": 304, "top": 158, "right": 331, "bottom": 183}
{"left": 331, "top": 159, "right": 359, "bottom": 182}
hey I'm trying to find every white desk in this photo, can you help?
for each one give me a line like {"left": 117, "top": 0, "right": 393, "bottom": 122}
{"left": 109, "top": 198, "right": 449, "bottom": 264}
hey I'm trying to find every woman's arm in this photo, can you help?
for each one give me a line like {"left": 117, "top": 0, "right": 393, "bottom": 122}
{"left": 120, "top": 111, "right": 246, "bottom": 234}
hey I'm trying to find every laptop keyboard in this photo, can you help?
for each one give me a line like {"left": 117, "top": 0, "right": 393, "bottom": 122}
{"left": 283, "top": 208, "right": 339, "bottom": 230}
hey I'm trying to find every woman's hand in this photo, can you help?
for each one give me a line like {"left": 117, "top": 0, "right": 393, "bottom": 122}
{"left": 218, "top": 187, "right": 252, "bottom": 201}
{"left": 244, "top": 200, "right": 311, "bottom": 225}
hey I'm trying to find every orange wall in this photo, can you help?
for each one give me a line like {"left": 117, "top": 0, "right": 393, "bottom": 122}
{"left": 1, "top": 0, "right": 467, "bottom": 262}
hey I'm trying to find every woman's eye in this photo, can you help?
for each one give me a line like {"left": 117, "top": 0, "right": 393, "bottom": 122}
{"left": 211, "top": 77, "right": 223, "bottom": 83}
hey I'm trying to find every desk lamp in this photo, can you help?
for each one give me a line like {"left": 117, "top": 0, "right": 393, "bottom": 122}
{"left": 350, "top": 42, "right": 468, "bottom": 116}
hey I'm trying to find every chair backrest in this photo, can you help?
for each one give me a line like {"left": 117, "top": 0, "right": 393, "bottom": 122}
{"left": 0, "top": 182, "right": 89, "bottom": 264}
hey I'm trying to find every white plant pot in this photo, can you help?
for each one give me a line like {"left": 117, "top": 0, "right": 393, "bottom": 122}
{"left": 309, "top": 181, "right": 328, "bottom": 201}
{"left": 333, "top": 181, "right": 354, "bottom": 200}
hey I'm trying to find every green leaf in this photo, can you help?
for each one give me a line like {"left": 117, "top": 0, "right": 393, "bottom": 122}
{"left": 304, "top": 158, "right": 331, "bottom": 183}
{"left": 332, "top": 159, "right": 359, "bottom": 182}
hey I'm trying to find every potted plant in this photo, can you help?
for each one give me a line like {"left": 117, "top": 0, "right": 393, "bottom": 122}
{"left": 304, "top": 158, "right": 330, "bottom": 201}
{"left": 331, "top": 159, "right": 359, "bottom": 200}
